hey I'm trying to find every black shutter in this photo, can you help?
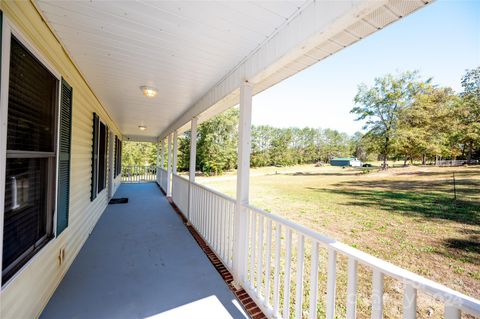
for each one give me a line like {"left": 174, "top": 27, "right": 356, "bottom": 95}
{"left": 91, "top": 113, "right": 99, "bottom": 201}
{"left": 56, "top": 79, "right": 72, "bottom": 235}
{"left": 97, "top": 122, "right": 107, "bottom": 192}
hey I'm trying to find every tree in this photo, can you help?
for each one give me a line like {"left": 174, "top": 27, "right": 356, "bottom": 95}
{"left": 270, "top": 128, "right": 294, "bottom": 166}
{"left": 177, "top": 131, "right": 191, "bottom": 172}
{"left": 123, "top": 123, "right": 366, "bottom": 173}
{"left": 299, "top": 127, "right": 318, "bottom": 163}
{"left": 349, "top": 131, "right": 369, "bottom": 161}
{"left": 395, "top": 86, "right": 457, "bottom": 164}
{"left": 320, "top": 129, "right": 350, "bottom": 162}
{"left": 457, "top": 67, "right": 480, "bottom": 162}
{"left": 351, "top": 71, "right": 429, "bottom": 168}
{"left": 196, "top": 108, "right": 239, "bottom": 175}
{"left": 122, "top": 141, "right": 157, "bottom": 166}
{"left": 251, "top": 125, "right": 274, "bottom": 167}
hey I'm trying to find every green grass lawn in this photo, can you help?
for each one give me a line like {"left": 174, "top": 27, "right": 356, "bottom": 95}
{"left": 195, "top": 164, "right": 480, "bottom": 318}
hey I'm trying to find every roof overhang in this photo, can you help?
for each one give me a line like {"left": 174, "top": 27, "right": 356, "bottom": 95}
{"left": 35, "top": 0, "right": 432, "bottom": 142}
{"left": 161, "top": 0, "right": 433, "bottom": 140}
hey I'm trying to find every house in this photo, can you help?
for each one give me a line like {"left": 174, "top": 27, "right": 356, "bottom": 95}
{"left": 0, "top": 1, "right": 479, "bottom": 319}
{"left": 330, "top": 158, "right": 363, "bottom": 167}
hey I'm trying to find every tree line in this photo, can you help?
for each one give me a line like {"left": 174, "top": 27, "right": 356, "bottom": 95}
{"left": 351, "top": 67, "right": 479, "bottom": 167}
{"left": 122, "top": 67, "right": 479, "bottom": 174}
{"left": 176, "top": 115, "right": 363, "bottom": 174}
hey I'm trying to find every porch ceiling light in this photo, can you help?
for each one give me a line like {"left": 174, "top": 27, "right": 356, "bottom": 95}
{"left": 140, "top": 86, "right": 157, "bottom": 98}
{"left": 138, "top": 125, "right": 147, "bottom": 131}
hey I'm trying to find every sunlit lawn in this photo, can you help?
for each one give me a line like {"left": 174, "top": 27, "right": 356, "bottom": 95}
{"left": 195, "top": 164, "right": 480, "bottom": 318}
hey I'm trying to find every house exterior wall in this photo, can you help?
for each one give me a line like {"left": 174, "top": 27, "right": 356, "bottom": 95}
{"left": 0, "top": 2, "right": 122, "bottom": 318}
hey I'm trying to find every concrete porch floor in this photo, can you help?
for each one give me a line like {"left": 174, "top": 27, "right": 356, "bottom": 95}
{"left": 41, "top": 183, "right": 248, "bottom": 319}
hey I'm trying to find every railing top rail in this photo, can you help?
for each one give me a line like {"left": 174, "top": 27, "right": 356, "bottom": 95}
{"left": 157, "top": 167, "right": 167, "bottom": 173}
{"left": 191, "top": 181, "right": 236, "bottom": 204}
{"left": 245, "top": 203, "right": 480, "bottom": 316}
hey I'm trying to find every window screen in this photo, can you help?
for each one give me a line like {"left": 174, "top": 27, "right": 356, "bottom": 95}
{"left": 7, "top": 37, "right": 57, "bottom": 152}
{"left": 3, "top": 159, "right": 48, "bottom": 272}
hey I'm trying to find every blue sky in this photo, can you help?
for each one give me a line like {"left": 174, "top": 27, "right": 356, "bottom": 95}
{"left": 251, "top": 0, "right": 480, "bottom": 135}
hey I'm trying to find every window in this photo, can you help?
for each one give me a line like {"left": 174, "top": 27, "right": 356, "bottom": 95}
{"left": 2, "top": 36, "right": 58, "bottom": 283}
{"left": 90, "top": 114, "right": 108, "bottom": 201}
{"left": 114, "top": 135, "right": 122, "bottom": 177}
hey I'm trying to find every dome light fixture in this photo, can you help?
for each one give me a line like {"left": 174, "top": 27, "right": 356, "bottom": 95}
{"left": 138, "top": 125, "right": 147, "bottom": 131}
{"left": 140, "top": 85, "right": 158, "bottom": 98}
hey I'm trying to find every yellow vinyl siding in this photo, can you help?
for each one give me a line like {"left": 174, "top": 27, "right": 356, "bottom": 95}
{"left": 0, "top": 2, "right": 122, "bottom": 318}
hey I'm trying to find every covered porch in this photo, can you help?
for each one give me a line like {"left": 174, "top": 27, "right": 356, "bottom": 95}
{"left": 0, "top": 1, "right": 479, "bottom": 319}
{"left": 41, "top": 183, "right": 248, "bottom": 319}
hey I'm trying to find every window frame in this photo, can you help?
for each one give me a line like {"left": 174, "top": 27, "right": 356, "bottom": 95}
{"left": 0, "top": 15, "right": 62, "bottom": 288}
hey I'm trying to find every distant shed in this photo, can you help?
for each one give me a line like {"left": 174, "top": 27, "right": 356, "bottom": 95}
{"left": 330, "top": 157, "right": 362, "bottom": 167}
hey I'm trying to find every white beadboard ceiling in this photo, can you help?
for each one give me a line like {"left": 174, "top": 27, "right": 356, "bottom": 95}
{"left": 35, "top": 0, "right": 431, "bottom": 140}
{"left": 36, "top": 0, "right": 308, "bottom": 138}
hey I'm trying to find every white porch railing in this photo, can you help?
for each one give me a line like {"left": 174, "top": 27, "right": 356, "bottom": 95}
{"left": 172, "top": 173, "right": 189, "bottom": 215}
{"left": 169, "top": 178, "right": 480, "bottom": 319}
{"left": 242, "top": 204, "right": 480, "bottom": 319}
{"left": 157, "top": 167, "right": 168, "bottom": 193}
{"left": 189, "top": 181, "right": 235, "bottom": 270}
{"left": 121, "top": 165, "right": 156, "bottom": 183}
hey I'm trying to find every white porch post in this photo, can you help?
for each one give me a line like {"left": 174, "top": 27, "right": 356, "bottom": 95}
{"left": 156, "top": 142, "right": 160, "bottom": 181}
{"left": 107, "top": 130, "right": 114, "bottom": 199}
{"left": 160, "top": 138, "right": 165, "bottom": 169}
{"left": 166, "top": 133, "right": 172, "bottom": 197}
{"left": 232, "top": 81, "right": 253, "bottom": 286}
{"left": 160, "top": 139, "right": 165, "bottom": 188}
{"left": 173, "top": 130, "right": 178, "bottom": 174}
{"left": 187, "top": 117, "right": 198, "bottom": 222}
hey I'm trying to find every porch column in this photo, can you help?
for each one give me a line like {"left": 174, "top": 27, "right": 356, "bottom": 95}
{"left": 160, "top": 139, "right": 165, "bottom": 188}
{"left": 187, "top": 117, "right": 198, "bottom": 222}
{"left": 232, "top": 81, "right": 253, "bottom": 286}
{"left": 160, "top": 138, "right": 165, "bottom": 169}
{"left": 156, "top": 142, "right": 160, "bottom": 181}
{"left": 166, "top": 133, "right": 172, "bottom": 197}
{"left": 173, "top": 130, "right": 178, "bottom": 174}
{"left": 156, "top": 143, "right": 160, "bottom": 166}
